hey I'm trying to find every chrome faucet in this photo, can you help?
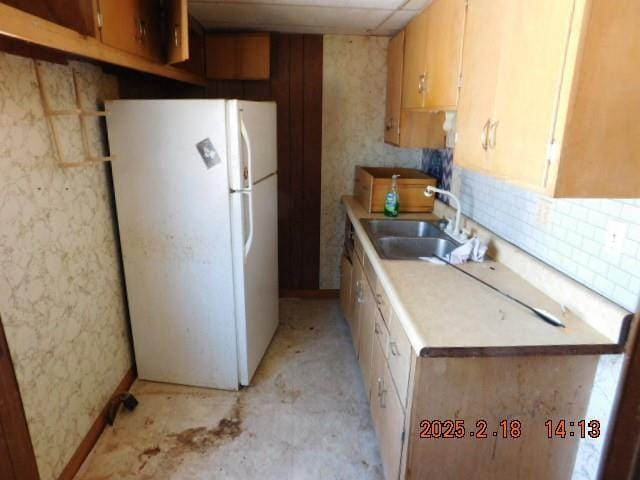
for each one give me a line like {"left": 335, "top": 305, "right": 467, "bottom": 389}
{"left": 424, "top": 186, "right": 468, "bottom": 243}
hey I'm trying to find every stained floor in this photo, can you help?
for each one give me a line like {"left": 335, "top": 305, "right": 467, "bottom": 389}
{"left": 75, "top": 299, "right": 383, "bottom": 480}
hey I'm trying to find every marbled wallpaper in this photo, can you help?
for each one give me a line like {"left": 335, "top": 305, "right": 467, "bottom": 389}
{"left": 320, "top": 35, "right": 422, "bottom": 289}
{"left": 0, "top": 53, "right": 132, "bottom": 479}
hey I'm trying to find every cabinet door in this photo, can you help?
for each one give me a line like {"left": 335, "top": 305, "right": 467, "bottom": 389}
{"left": 490, "top": 0, "right": 575, "bottom": 189}
{"left": 99, "top": 0, "right": 147, "bottom": 58}
{"left": 424, "top": 0, "right": 466, "bottom": 110}
{"left": 385, "top": 31, "right": 404, "bottom": 145}
{"left": 353, "top": 273, "right": 374, "bottom": 356}
{"left": 339, "top": 255, "right": 353, "bottom": 323}
{"left": 402, "top": 9, "right": 429, "bottom": 109}
{"left": 357, "top": 282, "right": 378, "bottom": 399}
{"left": 348, "top": 259, "right": 364, "bottom": 350}
{"left": 166, "top": 0, "right": 188, "bottom": 64}
{"left": 371, "top": 332, "right": 405, "bottom": 480}
{"left": 454, "top": 0, "right": 508, "bottom": 172}
{"left": 140, "top": 0, "right": 163, "bottom": 62}
{"left": 206, "top": 33, "right": 271, "bottom": 80}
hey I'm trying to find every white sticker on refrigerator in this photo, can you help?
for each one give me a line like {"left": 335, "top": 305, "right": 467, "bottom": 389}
{"left": 196, "top": 138, "right": 221, "bottom": 169}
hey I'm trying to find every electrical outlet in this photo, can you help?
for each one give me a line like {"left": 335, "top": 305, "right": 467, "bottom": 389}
{"left": 604, "top": 221, "right": 628, "bottom": 257}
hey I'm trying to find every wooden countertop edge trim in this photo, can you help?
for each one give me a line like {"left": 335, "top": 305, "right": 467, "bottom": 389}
{"left": 419, "top": 313, "right": 634, "bottom": 357}
{"left": 419, "top": 343, "right": 624, "bottom": 358}
{"left": 0, "top": 4, "right": 206, "bottom": 86}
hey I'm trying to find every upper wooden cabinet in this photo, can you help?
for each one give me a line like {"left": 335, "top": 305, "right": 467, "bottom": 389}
{"left": 402, "top": 9, "right": 429, "bottom": 110}
{"left": 401, "top": 0, "right": 466, "bottom": 111}
{"left": 166, "top": 0, "right": 189, "bottom": 64}
{"left": 455, "top": 0, "right": 640, "bottom": 197}
{"left": 175, "top": 17, "right": 205, "bottom": 76}
{"left": 454, "top": 0, "right": 508, "bottom": 174}
{"left": 386, "top": 26, "right": 447, "bottom": 148}
{"left": 0, "top": 2, "right": 203, "bottom": 85}
{"left": 206, "top": 33, "right": 271, "bottom": 80}
{"left": 3, "top": 0, "right": 97, "bottom": 36}
{"left": 97, "top": 0, "right": 188, "bottom": 64}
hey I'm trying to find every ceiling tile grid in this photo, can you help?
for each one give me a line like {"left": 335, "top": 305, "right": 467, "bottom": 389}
{"left": 189, "top": 0, "right": 432, "bottom": 35}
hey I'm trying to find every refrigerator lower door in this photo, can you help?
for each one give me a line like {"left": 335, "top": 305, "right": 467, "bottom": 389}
{"left": 231, "top": 174, "right": 279, "bottom": 385}
{"left": 107, "top": 99, "right": 239, "bottom": 390}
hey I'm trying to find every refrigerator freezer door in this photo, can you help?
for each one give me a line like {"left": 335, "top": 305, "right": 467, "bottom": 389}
{"left": 106, "top": 99, "right": 240, "bottom": 390}
{"left": 231, "top": 174, "right": 279, "bottom": 385}
{"left": 228, "top": 100, "right": 278, "bottom": 190}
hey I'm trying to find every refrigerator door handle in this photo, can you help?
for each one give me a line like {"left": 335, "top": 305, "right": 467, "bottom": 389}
{"left": 240, "top": 115, "right": 253, "bottom": 188}
{"left": 242, "top": 190, "right": 254, "bottom": 259}
{"left": 239, "top": 115, "right": 254, "bottom": 259}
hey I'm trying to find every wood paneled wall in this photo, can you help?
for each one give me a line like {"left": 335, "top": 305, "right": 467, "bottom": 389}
{"left": 0, "top": 317, "right": 39, "bottom": 480}
{"left": 207, "top": 34, "right": 323, "bottom": 290}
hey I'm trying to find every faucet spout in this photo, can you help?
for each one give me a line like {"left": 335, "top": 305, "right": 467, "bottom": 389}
{"left": 424, "top": 186, "right": 467, "bottom": 243}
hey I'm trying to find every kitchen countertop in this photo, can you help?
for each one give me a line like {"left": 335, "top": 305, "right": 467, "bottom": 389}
{"left": 342, "top": 196, "right": 623, "bottom": 357}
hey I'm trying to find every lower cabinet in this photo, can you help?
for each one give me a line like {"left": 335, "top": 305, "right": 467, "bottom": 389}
{"left": 357, "top": 280, "right": 378, "bottom": 399}
{"left": 371, "top": 326, "right": 405, "bottom": 480}
{"left": 339, "top": 254, "right": 353, "bottom": 325}
{"left": 339, "top": 218, "right": 600, "bottom": 480}
{"left": 349, "top": 259, "right": 365, "bottom": 354}
{"left": 340, "top": 237, "right": 408, "bottom": 480}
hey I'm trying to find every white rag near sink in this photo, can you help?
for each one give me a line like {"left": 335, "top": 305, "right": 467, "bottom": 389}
{"left": 420, "top": 237, "right": 488, "bottom": 265}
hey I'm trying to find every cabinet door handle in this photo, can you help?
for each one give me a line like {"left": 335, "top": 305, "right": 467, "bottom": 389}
{"left": 378, "top": 378, "right": 387, "bottom": 408}
{"left": 135, "top": 18, "right": 143, "bottom": 42}
{"left": 389, "top": 341, "right": 399, "bottom": 357}
{"left": 356, "top": 281, "right": 364, "bottom": 303}
{"left": 481, "top": 118, "right": 491, "bottom": 151}
{"left": 418, "top": 73, "right": 427, "bottom": 93}
{"left": 489, "top": 121, "right": 499, "bottom": 149}
{"left": 385, "top": 118, "right": 393, "bottom": 131}
{"left": 375, "top": 293, "right": 383, "bottom": 306}
{"left": 374, "top": 322, "right": 381, "bottom": 334}
{"left": 173, "top": 25, "right": 180, "bottom": 47}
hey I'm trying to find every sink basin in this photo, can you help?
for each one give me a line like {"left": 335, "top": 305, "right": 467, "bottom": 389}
{"left": 375, "top": 237, "right": 458, "bottom": 260}
{"left": 362, "top": 219, "right": 443, "bottom": 238}
{"left": 359, "top": 218, "right": 460, "bottom": 260}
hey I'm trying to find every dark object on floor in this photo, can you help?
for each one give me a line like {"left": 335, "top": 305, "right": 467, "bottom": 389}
{"left": 107, "top": 393, "right": 139, "bottom": 426}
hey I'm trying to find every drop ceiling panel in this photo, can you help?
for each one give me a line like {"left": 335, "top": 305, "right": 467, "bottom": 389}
{"left": 192, "top": 0, "right": 406, "bottom": 8}
{"left": 190, "top": 4, "right": 393, "bottom": 31}
{"left": 189, "top": 0, "right": 424, "bottom": 35}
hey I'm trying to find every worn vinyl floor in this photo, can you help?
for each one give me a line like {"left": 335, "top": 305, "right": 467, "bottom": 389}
{"left": 75, "top": 299, "right": 383, "bottom": 480}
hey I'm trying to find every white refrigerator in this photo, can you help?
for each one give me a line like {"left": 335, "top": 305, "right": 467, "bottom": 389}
{"left": 105, "top": 99, "right": 279, "bottom": 390}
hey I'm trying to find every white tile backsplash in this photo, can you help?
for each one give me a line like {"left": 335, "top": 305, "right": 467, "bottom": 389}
{"left": 450, "top": 167, "right": 640, "bottom": 312}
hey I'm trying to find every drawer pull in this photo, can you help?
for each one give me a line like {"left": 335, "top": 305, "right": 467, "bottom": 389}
{"left": 389, "top": 341, "right": 400, "bottom": 357}
{"left": 378, "top": 377, "right": 387, "bottom": 408}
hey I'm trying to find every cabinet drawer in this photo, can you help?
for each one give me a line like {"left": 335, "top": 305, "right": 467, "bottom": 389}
{"left": 373, "top": 278, "right": 393, "bottom": 327}
{"left": 364, "top": 250, "right": 393, "bottom": 326}
{"left": 363, "top": 253, "right": 377, "bottom": 290}
{"left": 373, "top": 310, "right": 389, "bottom": 359}
{"left": 387, "top": 310, "right": 412, "bottom": 408}
{"left": 371, "top": 325, "right": 405, "bottom": 480}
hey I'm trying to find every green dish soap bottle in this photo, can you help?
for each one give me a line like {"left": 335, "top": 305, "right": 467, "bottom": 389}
{"left": 384, "top": 174, "right": 400, "bottom": 217}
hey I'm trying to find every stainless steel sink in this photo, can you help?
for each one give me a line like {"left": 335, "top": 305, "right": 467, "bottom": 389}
{"left": 363, "top": 219, "right": 443, "bottom": 238}
{"left": 375, "top": 237, "right": 458, "bottom": 260}
{"left": 360, "top": 218, "right": 460, "bottom": 260}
